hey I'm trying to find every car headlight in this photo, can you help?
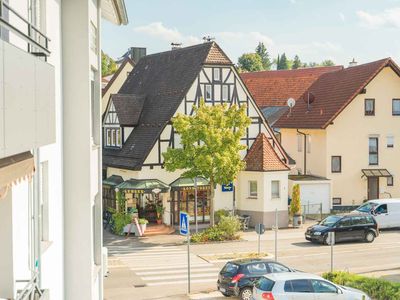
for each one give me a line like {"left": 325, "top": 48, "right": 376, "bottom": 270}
{"left": 313, "top": 232, "right": 322, "bottom": 236}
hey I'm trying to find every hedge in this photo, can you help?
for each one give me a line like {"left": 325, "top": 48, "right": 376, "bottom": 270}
{"left": 322, "top": 271, "right": 400, "bottom": 300}
{"left": 191, "top": 215, "right": 241, "bottom": 243}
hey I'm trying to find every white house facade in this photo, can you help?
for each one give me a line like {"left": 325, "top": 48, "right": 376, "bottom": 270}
{"left": 0, "top": 1, "right": 127, "bottom": 299}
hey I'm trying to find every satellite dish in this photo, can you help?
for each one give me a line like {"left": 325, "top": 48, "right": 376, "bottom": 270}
{"left": 287, "top": 98, "right": 296, "bottom": 108}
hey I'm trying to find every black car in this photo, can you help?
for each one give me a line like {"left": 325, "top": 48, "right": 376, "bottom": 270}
{"left": 305, "top": 213, "right": 379, "bottom": 245}
{"left": 217, "top": 259, "right": 295, "bottom": 300}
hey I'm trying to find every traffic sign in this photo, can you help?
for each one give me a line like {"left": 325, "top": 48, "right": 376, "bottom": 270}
{"left": 222, "top": 182, "right": 233, "bottom": 192}
{"left": 255, "top": 223, "right": 265, "bottom": 235}
{"left": 180, "top": 212, "right": 189, "bottom": 235}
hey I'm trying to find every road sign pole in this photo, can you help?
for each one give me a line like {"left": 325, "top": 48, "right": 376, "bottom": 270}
{"left": 258, "top": 229, "right": 261, "bottom": 255}
{"left": 274, "top": 209, "right": 278, "bottom": 262}
{"left": 187, "top": 232, "right": 191, "bottom": 294}
{"left": 194, "top": 177, "right": 198, "bottom": 233}
{"left": 330, "top": 232, "right": 334, "bottom": 273}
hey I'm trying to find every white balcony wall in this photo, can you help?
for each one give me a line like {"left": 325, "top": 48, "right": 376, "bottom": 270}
{"left": 0, "top": 40, "right": 55, "bottom": 158}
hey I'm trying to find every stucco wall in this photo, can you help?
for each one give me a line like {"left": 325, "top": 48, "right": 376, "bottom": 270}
{"left": 326, "top": 66, "right": 400, "bottom": 204}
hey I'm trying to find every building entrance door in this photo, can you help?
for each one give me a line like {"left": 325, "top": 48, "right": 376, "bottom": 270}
{"left": 368, "top": 177, "right": 379, "bottom": 200}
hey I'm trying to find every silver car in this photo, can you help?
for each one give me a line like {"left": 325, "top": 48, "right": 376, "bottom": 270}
{"left": 252, "top": 272, "right": 370, "bottom": 300}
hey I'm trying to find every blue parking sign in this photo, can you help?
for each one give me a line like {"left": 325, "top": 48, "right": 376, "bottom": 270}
{"left": 180, "top": 212, "right": 189, "bottom": 235}
{"left": 222, "top": 182, "right": 233, "bottom": 192}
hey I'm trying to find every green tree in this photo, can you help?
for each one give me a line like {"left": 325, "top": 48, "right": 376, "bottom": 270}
{"left": 292, "top": 55, "right": 302, "bottom": 69}
{"left": 237, "top": 53, "right": 264, "bottom": 72}
{"left": 277, "top": 53, "right": 289, "bottom": 70}
{"left": 255, "top": 42, "right": 271, "bottom": 70}
{"left": 101, "top": 51, "right": 118, "bottom": 77}
{"left": 163, "top": 99, "right": 251, "bottom": 225}
{"left": 321, "top": 59, "right": 335, "bottom": 66}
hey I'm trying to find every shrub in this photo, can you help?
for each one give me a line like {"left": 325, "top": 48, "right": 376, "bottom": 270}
{"left": 290, "top": 184, "right": 301, "bottom": 216}
{"left": 214, "top": 209, "right": 230, "bottom": 224}
{"left": 112, "top": 212, "right": 132, "bottom": 235}
{"left": 191, "top": 215, "right": 241, "bottom": 243}
{"left": 138, "top": 218, "right": 149, "bottom": 225}
{"left": 322, "top": 271, "right": 400, "bottom": 300}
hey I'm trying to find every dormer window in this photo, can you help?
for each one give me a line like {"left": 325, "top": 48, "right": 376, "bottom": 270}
{"left": 105, "top": 128, "right": 122, "bottom": 148}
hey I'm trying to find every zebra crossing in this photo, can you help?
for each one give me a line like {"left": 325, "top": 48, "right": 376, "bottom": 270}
{"left": 107, "top": 245, "right": 220, "bottom": 287}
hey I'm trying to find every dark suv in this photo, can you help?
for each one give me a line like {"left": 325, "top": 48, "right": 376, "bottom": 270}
{"left": 217, "top": 259, "right": 295, "bottom": 300}
{"left": 305, "top": 213, "right": 379, "bottom": 245}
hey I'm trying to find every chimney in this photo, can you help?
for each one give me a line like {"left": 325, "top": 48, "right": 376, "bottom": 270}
{"left": 349, "top": 58, "right": 358, "bottom": 67}
{"left": 171, "top": 42, "right": 182, "bottom": 50}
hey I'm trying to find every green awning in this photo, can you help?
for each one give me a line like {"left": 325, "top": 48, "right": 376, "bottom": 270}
{"left": 170, "top": 177, "right": 210, "bottom": 190}
{"left": 361, "top": 169, "right": 392, "bottom": 178}
{"left": 116, "top": 178, "right": 170, "bottom": 193}
{"left": 103, "top": 175, "right": 124, "bottom": 187}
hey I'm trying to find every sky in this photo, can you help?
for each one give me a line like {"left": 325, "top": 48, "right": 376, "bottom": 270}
{"left": 102, "top": 0, "right": 400, "bottom": 67}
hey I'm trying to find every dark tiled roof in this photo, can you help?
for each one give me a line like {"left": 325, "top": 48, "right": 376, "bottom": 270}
{"left": 103, "top": 42, "right": 232, "bottom": 170}
{"left": 112, "top": 94, "right": 145, "bottom": 126}
{"left": 275, "top": 58, "right": 400, "bottom": 128}
{"left": 244, "top": 133, "right": 289, "bottom": 172}
{"left": 241, "top": 66, "right": 342, "bottom": 107}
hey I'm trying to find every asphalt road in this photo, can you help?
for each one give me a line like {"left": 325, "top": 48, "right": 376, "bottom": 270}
{"left": 104, "top": 226, "right": 400, "bottom": 300}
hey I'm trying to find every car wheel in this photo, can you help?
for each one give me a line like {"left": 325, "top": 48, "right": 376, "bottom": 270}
{"left": 240, "top": 287, "right": 253, "bottom": 300}
{"left": 365, "top": 231, "right": 375, "bottom": 243}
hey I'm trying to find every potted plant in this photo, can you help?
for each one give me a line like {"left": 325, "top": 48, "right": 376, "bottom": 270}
{"left": 138, "top": 218, "right": 149, "bottom": 233}
{"left": 155, "top": 204, "right": 165, "bottom": 225}
{"left": 290, "top": 184, "right": 302, "bottom": 227}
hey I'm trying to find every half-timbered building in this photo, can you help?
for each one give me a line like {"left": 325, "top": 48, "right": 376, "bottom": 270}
{"left": 102, "top": 42, "right": 291, "bottom": 228}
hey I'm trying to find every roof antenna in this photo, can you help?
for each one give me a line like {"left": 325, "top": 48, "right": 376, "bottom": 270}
{"left": 287, "top": 98, "right": 296, "bottom": 117}
{"left": 202, "top": 36, "right": 215, "bottom": 43}
{"left": 171, "top": 42, "right": 182, "bottom": 50}
{"left": 349, "top": 58, "right": 358, "bottom": 67}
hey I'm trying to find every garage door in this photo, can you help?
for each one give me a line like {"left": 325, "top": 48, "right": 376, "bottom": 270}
{"left": 300, "top": 183, "right": 330, "bottom": 214}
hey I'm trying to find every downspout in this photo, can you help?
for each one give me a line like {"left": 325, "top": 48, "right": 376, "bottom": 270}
{"left": 296, "top": 129, "right": 307, "bottom": 175}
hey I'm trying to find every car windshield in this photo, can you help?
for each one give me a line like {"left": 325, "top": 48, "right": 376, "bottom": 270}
{"left": 221, "top": 263, "right": 239, "bottom": 276}
{"left": 319, "top": 215, "right": 341, "bottom": 227}
{"left": 356, "top": 202, "right": 377, "bottom": 213}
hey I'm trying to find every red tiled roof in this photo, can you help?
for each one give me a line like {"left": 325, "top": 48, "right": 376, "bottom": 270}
{"left": 241, "top": 66, "right": 343, "bottom": 107}
{"left": 275, "top": 58, "right": 400, "bottom": 129}
{"left": 244, "top": 133, "right": 290, "bottom": 172}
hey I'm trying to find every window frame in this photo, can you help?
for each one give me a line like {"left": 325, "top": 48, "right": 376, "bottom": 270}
{"left": 392, "top": 99, "right": 400, "bottom": 116}
{"left": 364, "top": 98, "right": 375, "bottom": 116}
{"left": 213, "top": 68, "right": 221, "bottom": 81}
{"left": 205, "top": 84, "right": 212, "bottom": 101}
{"left": 387, "top": 136, "right": 394, "bottom": 148}
{"left": 332, "top": 197, "right": 342, "bottom": 205}
{"left": 249, "top": 180, "right": 258, "bottom": 198}
{"left": 369, "top": 137, "right": 379, "bottom": 166}
{"left": 387, "top": 176, "right": 394, "bottom": 186}
{"left": 271, "top": 180, "right": 280, "bottom": 199}
{"left": 331, "top": 156, "right": 341, "bottom": 173}
{"left": 222, "top": 85, "right": 229, "bottom": 101}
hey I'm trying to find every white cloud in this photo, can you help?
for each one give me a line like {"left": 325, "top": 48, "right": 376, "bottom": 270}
{"left": 133, "top": 22, "right": 201, "bottom": 45}
{"left": 357, "top": 7, "right": 400, "bottom": 29}
{"left": 290, "top": 0, "right": 296, "bottom": 4}
{"left": 339, "top": 12, "right": 345, "bottom": 22}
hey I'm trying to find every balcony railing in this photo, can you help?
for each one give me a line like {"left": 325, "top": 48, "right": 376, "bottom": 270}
{"left": 16, "top": 272, "right": 48, "bottom": 300}
{"left": 0, "top": 0, "right": 50, "bottom": 58}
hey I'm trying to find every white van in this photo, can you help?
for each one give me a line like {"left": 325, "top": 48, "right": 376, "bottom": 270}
{"left": 354, "top": 199, "right": 400, "bottom": 229}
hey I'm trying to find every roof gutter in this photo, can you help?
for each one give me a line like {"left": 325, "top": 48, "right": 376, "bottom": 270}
{"left": 112, "top": 0, "right": 129, "bottom": 25}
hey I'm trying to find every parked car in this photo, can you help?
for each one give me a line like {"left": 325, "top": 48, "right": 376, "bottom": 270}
{"left": 252, "top": 272, "right": 371, "bottom": 300}
{"left": 353, "top": 199, "right": 400, "bottom": 229}
{"left": 305, "top": 213, "right": 379, "bottom": 244}
{"left": 217, "top": 259, "right": 295, "bottom": 300}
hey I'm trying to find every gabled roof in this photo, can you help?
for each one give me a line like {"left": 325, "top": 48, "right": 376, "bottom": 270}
{"left": 103, "top": 42, "right": 233, "bottom": 170}
{"left": 244, "top": 133, "right": 290, "bottom": 172}
{"left": 275, "top": 58, "right": 400, "bottom": 128}
{"left": 111, "top": 94, "right": 145, "bottom": 126}
{"left": 241, "top": 66, "right": 342, "bottom": 107}
{"left": 102, "top": 57, "right": 135, "bottom": 97}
